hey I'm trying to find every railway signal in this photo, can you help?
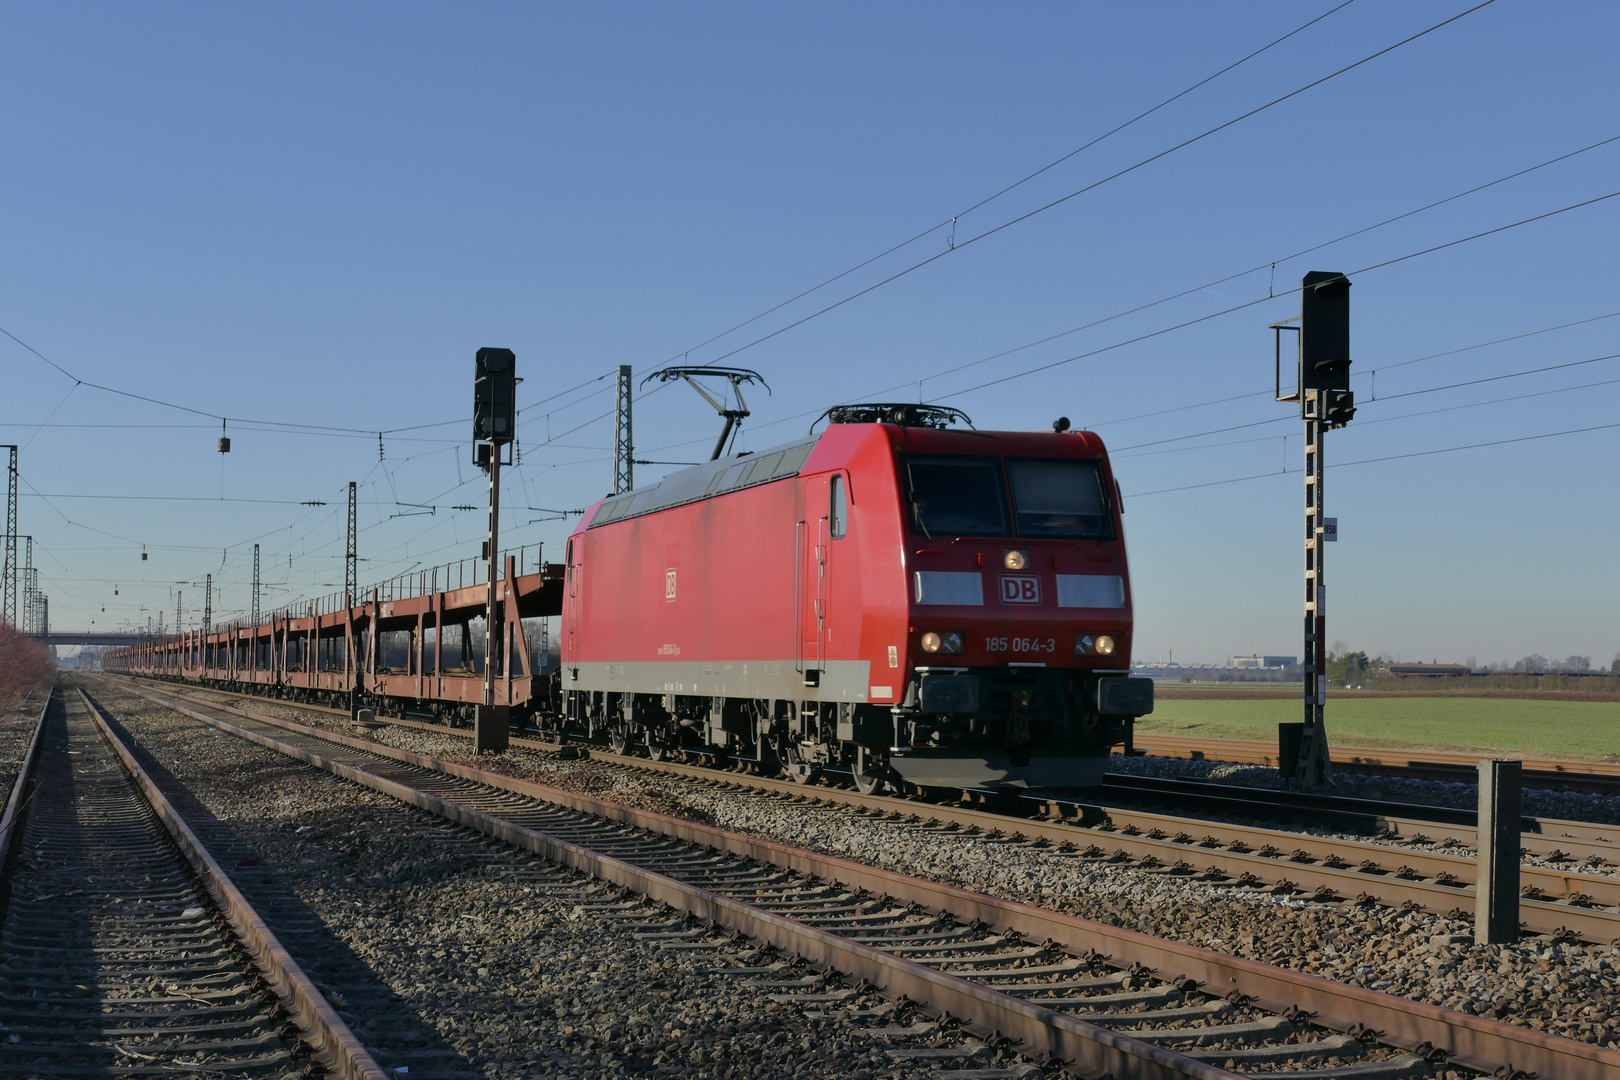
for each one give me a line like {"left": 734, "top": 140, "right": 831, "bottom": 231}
{"left": 1272, "top": 271, "right": 1354, "bottom": 791}
{"left": 473, "top": 347, "right": 517, "bottom": 752}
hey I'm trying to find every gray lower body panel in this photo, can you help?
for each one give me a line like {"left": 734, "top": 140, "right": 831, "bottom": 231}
{"left": 887, "top": 750, "right": 1107, "bottom": 789}
{"left": 564, "top": 658, "right": 872, "bottom": 704}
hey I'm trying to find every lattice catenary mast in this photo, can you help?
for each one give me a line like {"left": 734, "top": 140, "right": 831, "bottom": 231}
{"left": 613, "top": 365, "right": 633, "bottom": 495}
{"left": 345, "top": 482, "right": 358, "bottom": 605}
{"left": 2, "top": 445, "right": 16, "bottom": 628}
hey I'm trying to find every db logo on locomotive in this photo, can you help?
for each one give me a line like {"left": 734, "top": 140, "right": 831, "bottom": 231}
{"left": 999, "top": 575, "right": 1041, "bottom": 605}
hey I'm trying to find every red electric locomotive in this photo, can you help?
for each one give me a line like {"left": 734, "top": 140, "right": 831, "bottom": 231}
{"left": 561, "top": 403, "right": 1153, "bottom": 791}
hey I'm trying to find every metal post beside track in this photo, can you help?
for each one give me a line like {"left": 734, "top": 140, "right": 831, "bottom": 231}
{"left": 473, "top": 347, "right": 516, "bottom": 753}
{"left": 479, "top": 440, "right": 505, "bottom": 747}
{"left": 1295, "top": 398, "right": 1332, "bottom": 790}
{"left": 1476, "top": 759, "right": 1522, "bottom": 944}
{"left": 2, "top": 445, "right": 16, "bottom": 629}
{"left": 1272, "top": 272, "right": 1354, "bottom": 792}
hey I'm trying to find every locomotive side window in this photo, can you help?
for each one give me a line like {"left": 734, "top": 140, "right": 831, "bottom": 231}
{"left": 1006, "top": 458, "right": 1114, "bottom": 539}
{"left": 905, "top": 456, "right": 1009, "bottom": 537}
{"left": 830, "top": 474, "right": 848, "bottom": 539}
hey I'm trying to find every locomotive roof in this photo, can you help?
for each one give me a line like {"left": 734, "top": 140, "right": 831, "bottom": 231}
{"left": 588, "top": 433, "right": 822, "bottom": 529}
{"left": 584, "top": 422, "right": 1108, "bottom": 531}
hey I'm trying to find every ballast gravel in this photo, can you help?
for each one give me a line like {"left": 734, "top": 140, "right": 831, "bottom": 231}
{"left": 0, "top": 687, "right": 47, "bottom": 805}
{"left": 89, "top": 682, "right": 964, "bottom": 1080}
{"left": 163, "top": 688, "right": 1620, "bottom": 1053}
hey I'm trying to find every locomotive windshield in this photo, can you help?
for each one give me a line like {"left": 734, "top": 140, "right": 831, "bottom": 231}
{"left": 1006, "top": 458, "right": 1113, "bottom": 539}
{"left": 905, "top": 456, "right": 1009, "bottom": 537}
{"left": 905, "top": 455, "right": 1113, "bottom": 539}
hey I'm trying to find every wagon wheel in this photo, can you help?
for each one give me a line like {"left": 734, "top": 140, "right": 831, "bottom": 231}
{"left": 780, "top": 741, "right": 821, "bottom": 786}
{"left": 850, "top": 747, "right": 889, "bottom": 796}
{"left": 645, "top": 726, "right": 675, "bottom": 762}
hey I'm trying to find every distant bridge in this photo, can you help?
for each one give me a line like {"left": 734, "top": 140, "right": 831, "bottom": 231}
{"left": 38, "top": 631, "right": 151, "bottom": 648}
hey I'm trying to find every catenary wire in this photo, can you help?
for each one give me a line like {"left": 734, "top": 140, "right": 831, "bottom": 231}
{"left": 635, "top": 145, "right": 1620, "bottom": 454}
{"left": 1130, "top": 420, "right": 1620, "bottom": 498}
{"left": 685, "top": 1, "right": 1498, "bottom": 372}
{"left": 936, "top": 186, "right": 1620, "bottom": 401}
{"left": 647, "top": 0, "right": 1358, "bottom": 369}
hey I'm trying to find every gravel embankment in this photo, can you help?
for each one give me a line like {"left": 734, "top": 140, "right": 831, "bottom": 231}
{"left": 155, "top": 687, "right": 1620, "bottom": 1052}
{"left": 88, "top": 680, "right": 1006, "bottom": 1080}
{"left": 0, "top": 685, "right": 48, "bottom": 807}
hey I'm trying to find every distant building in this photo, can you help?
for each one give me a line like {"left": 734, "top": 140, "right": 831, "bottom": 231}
{"left": 1233, "top": 655, "right": 1297, "bottom": 669}
{"left": 1386, "top": 662, "right": 1473, "bottom": 677}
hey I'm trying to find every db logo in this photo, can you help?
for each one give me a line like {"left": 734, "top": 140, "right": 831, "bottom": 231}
{"left": 1000, "top": 575, "right": 1041, "bottom": 605}
{"left": 665, "top": 568, "right": 677, "bottom": 601}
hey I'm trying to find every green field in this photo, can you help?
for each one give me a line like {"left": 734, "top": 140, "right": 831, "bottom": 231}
{"left": 1139, "top": 695, "right": 1620, "bottom": 761}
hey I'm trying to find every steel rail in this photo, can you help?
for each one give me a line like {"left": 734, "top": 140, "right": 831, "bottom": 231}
{"left": 1131, "top": 733, "right": 1620, "bottom": 792}
{"left": 111, "top": 679, "right": 1620, "bottom": 1080}
{"left": 144, "top": 678, "right": 1618, "bottom": 847}
{"left": 76, "top": 686, "right": 386, "bottom": 1080}
{"left": 0, "top": 688, "right": 52, "bottom": 875}
{"left": 129, "top": 678, "right": 1620, "bottom": 940}
{"left": 117, "top": 688, "right": 1238, "bottom": 1078}
{"left": 584, "top": 759, "right": 1620, "bottom": 943}
{"left": 1098, "top": 774, "right": 1620, "bottom": 861}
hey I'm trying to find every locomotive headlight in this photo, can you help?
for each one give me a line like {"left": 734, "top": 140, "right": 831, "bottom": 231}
{"left": 1003, "top": 548, "right": 1030, "bottom": 571}
{"left": 920, "top": 631, "right": 964, "bottom": 655}
{"left": 921, "top": 632, "right": 942, "bottom": 653}
{"left": 1075, "top": 633, "right": 1117, "bottom": 656}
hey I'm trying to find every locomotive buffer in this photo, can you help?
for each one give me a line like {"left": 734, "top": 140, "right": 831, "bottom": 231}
{"left": 1272, "top": 271, "right": 1354, "bottom": 791}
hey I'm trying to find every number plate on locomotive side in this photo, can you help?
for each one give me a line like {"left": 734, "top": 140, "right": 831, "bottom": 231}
{"left": 984, "top": 636, "right": 1057, "bottom": 653}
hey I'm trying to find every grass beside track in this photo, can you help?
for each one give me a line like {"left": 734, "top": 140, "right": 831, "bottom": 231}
{"left": 1138, "top": 694, "right": 1620, "bottom": 761}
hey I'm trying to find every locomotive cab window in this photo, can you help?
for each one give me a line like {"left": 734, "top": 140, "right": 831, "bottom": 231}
{"left": 830, "top": 474, "right": 848, "bottom": 539}
{"left": 905, "top": 456, "right": 1009, "bottom": 537}
{"left": 1006, "top": 458, "right": 1114, "bottom": 539}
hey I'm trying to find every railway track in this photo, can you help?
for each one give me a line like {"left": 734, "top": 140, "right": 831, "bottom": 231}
{"left": 103, "top": 677, "right": 1620, "bottom": 1079}
{"left": 1096, "top": 773, "right": 1620, "bottom": 863}
{"left": 130, "top": 678, "right": 1620, "bottom": 943}
{"left": 1130, "top": 733, "right": 1620, "bottom": 795}
{"left": 0, "top": 686, "right": 381, "bottom": 1079}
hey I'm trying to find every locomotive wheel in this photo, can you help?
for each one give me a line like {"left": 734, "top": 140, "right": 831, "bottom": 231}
{"left": 850, "top": 748, "right": 889, "bottom": 795}
{"left": 780, "top": 742, "right": 821, "bottom": 786}
{"left": 607, "top": 722, "right": 631, "bottom": 756}
{"left": 645, "top": 728, "right": 674, "bottom": 762}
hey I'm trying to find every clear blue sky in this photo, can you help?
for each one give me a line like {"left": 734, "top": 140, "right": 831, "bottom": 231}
{"left": 3, "top": 1, "right": 1616, "bottom": 668}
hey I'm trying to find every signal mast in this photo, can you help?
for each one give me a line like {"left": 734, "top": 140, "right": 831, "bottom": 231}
{"left": 1271, "top": 272, "right": 1354, "bottom": 791}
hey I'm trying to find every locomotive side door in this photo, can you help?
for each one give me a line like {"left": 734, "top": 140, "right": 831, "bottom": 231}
{"left": 564, "top": 537, "right": 579, "bottom": 660}
{"left": 797, "top": 476, "right": 827, "bottom": 677}
{"left": 797, "top": 472, "right": 846, "bottom": 680}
